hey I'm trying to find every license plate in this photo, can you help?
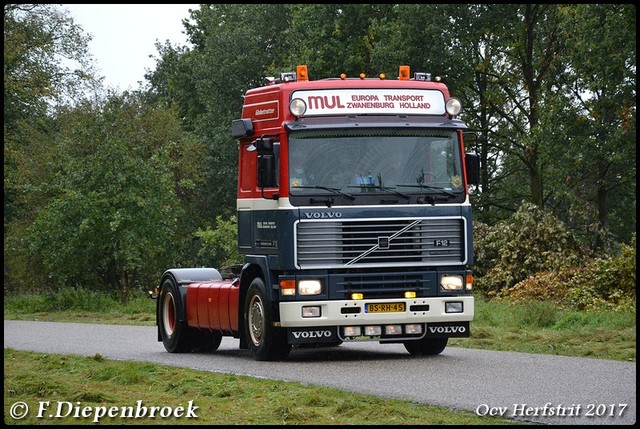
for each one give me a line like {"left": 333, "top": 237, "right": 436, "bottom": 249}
{"left": 366, "top": 303, "right": 406, "bottom": 313}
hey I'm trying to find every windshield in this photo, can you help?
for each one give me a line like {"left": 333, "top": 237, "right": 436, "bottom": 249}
{"left": 288, "top": 129, "right": 464, "bottom": 199}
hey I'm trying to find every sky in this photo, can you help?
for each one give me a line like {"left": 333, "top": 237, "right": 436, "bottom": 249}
{"left": 62, "top": 4, "right": 198, "bottom": 92}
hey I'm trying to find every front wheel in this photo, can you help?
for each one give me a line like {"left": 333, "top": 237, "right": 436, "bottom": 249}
{"left": 403, "top": 337, "right": 448, "bottom": 356}
{"left": 158, "top": 279, "right": 195, "bottom": 353}
{"left": 244, "top": 277, "right": 291, "bottom": 361}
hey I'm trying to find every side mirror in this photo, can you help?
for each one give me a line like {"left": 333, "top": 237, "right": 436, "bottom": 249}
{"left": 231, "top": 118, "right": 253, "bottom": 138}
{"left": 465, "top": 153, "right": 480, "bottom": 186}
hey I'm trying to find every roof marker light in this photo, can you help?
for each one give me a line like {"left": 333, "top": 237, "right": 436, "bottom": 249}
{"left": 297, "top": 65, "right": 309, "bottom": 81}
{"left": 399, "top": 65, "right": 410, "bottom": 80}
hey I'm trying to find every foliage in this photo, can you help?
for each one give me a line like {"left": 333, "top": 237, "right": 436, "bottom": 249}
{"left": 541, "top": 4, "right": 637, "bottom": 246}
{"left": 195, "top": 215, "right": 242, "bottom": 269}
{"left": 3, "top": 3, "right": 97, "bottom": 127}
{"left": 473, "top": 202, "right": 587, "bottom": 294}
{"left": 5, "top": 287, "right": 144, "bottom": 314}
{"left": 12, "top": 93, "right": 197, "bottom": 304}
{"left": 496, "top": 234, "right": 636, "bottom": 311}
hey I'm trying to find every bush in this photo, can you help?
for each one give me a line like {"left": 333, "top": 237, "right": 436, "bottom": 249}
{"left": 473, "top": 202, "right": 586, "bottom": 294}
{"left": 496, "top": 234, "right": 636, "bottom": 311}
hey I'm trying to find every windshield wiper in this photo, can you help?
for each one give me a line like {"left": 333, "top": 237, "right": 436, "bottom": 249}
{"left": 396, "top": 183, "right": 457, "bottom": 197}
{"left": 294, "top": 186, "right": 355, "bottom": 201}
{"left": 346, "top": 185, "right": 411, "bottom": 200}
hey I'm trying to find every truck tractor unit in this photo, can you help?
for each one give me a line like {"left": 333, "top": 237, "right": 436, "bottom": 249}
{"left": 155, "top": 65, "right": 480, "bottom": 361}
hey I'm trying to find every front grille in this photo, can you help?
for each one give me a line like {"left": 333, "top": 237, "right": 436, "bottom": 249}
{"left": 295, "top": 217, "right": 465, "bottom": 269}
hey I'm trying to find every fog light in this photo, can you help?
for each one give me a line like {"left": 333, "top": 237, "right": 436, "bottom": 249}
{"left": 351, "top": 293, "right": 364, "bottom": 300}
{"left": 385, "top": 325, "right": 402, "bottom": 335}
{"left": 404, "top": 291, "right": 416, "bottom": 298}
{"left": 405, "top": 324, "right": 423, "bottom": 334}
{"left": 343, "top": 326, "right": 361, "bottom": 337}
{"left": 302, "top": 306, "right": 321, "bottom": 318}
{"left": 364, "top": 326, "right": 382, "bottom": 336}
{"left": 445, "top": 301, "right": 463, "bottom": 313}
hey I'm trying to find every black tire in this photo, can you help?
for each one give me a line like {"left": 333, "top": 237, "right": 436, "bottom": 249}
{"left": 403, "top": 337, "right": 448, "bottom": 356}
{"left": 158, "top": 278, "right": 196, "bottom": 353}
{"left": 198, "top": 330, "right": 223, "bottom": 352}
{"left": 244, "top": 277, "right": 291, "bottom": 361}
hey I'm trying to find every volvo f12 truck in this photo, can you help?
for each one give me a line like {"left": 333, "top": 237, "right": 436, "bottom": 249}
{"left": 155, "top": 65, "right": 480, "bottom": 361}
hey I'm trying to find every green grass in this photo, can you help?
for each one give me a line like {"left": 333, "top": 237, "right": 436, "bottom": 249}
{"left": 4, "top": 348, "right": 518, "bottom": 425}
{"left": 449, "top": 298, "right": 636, "bottom": 362}
{"left": 4, "top": 289, "right": 156, "bottom": 325}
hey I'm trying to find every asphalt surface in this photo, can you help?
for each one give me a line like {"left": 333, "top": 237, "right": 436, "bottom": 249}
{"left": 4, "top": 320, "right": 636, "bottom": 425}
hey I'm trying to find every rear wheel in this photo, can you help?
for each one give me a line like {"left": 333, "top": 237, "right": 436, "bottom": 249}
{"left": 404, "top": 337, "right": 448, "bottom": 356}
{"left": 158, "top": 279, "right": 195, "bottom": 353}
{"left": 244, "top": 277, "right": 291, "bottom": 361}
{"left": 198, "top": 330, "right": 223, "bottom": 352}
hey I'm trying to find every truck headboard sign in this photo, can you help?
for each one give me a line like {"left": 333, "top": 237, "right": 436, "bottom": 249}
{"left": 291, "top": 89, "right": 446, "bottom": 117}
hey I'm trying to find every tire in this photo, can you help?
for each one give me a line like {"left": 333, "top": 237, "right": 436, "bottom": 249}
{"left": 198, "top": 330, "right": 223, "bottom": 352}
{"left": 403, "top": 337, "right": 448, "bottom": 356}
{"left": 244, "top": 277, "right": 291, "bottom": 361}
{"left": 158, "top": 278, "right": 195, "bottom": 353}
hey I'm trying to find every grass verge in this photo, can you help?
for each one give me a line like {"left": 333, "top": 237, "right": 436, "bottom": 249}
{"left": 4, "top": 348, "right": 518, "bottom": 425}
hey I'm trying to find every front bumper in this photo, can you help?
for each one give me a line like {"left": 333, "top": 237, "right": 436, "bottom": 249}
{"left": 278, "top": 295, "right": 474, "bottom": 327}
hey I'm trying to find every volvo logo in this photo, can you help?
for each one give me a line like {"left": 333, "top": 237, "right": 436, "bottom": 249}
{"left": 428, "top": 325, "right": 467, "bottom": 334}
{"left": 303, "top": 212, "right": 343, "bottom": 219}
{"left": 292, "top": 330, "right": 333, "bottom": 339}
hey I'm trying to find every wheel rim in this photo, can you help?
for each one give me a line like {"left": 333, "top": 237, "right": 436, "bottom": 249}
{"left": 248, "top": 294, "right": 265, "bottom": 346}
{"left": 162, "top": 292, "right": 176, "bottom": 337}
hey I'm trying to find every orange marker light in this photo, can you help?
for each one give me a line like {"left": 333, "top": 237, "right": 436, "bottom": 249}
{"left": 297, "top": 65, "right": 309, "bottom": 81}
{"left": 399, "top": 65, "right": 410, "bottom": 80}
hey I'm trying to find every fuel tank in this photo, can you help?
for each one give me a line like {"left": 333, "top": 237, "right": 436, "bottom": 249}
{"left": 185, "top": 280, "right": 240, "bottom": 335}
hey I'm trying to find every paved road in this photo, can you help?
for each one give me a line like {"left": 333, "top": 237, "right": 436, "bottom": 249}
{"left": 4, "top": 320, "right": 636, "bottom": 425}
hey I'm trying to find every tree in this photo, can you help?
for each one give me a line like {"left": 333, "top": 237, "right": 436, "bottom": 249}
{"left": 287, "top": 4, "right": 397, "bottom": 78}
{"left": 4, "top": 3, "right": 100, "bottom": 289}
{"left": 147, "top": 4, "right": 295, "bottom": 219}
{"left": 24, "top": 93, "right": 200, "bottom": 303}
{"left": 547, "top": 4, "right": 636, "bottom": 246}
{"left": 3, "top": 4, "right": 97, "bottom": 128}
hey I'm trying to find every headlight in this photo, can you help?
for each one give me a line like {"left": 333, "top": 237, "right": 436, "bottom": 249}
{"left": 445, "top": 97, "right": 462, "bottom": 116}
{"left": 289, "top": 98, "right": 307, "bottom": 117}
{"left": 440, "top": 274, "right": 463, "bottom": 291}
{"left": 299, "top": 279, "right": 322, "bottom": 295}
